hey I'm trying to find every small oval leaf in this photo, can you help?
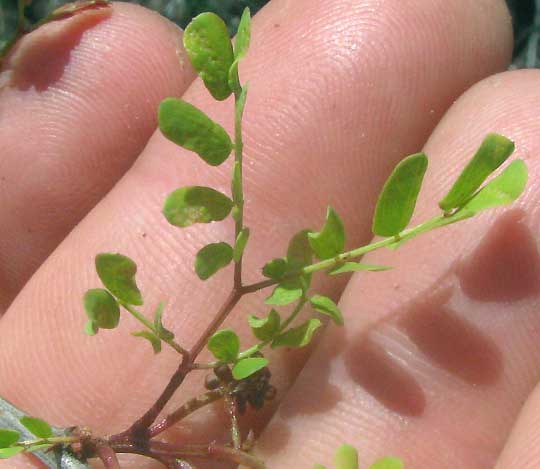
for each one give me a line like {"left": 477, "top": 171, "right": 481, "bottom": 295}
{"left": 208, "top": 329, "right": 240, "bottom": 362}
{"left": 439, "top": 133, "right": 515, "bottom": 211}
{"left": 95, "top": 253, "right": 143, "bottom": 306}
{"left": 0, "top": 429, "right": 20, "bottom": 448}
{"left": 84, "top": 320, "right": 98, "bottom": 336}
{"left": 335, "top": 444, "right": 359, "bottom": 469}
{"left": 248, "top": 309, "right": 281, "bottom": 341}
{"left": 195, "top": 242, "right": 233, "bottom": 280}
{"left": 309, "top": 295, "right": 343, "bottom": 326}
{"left": 271, "top": 318, "right": 321, "bottom": 348}
{"left": 372, "top": 152, "right": 428, "bottom": 237}
{"left": 232, "top": 357, "right": 268, "bottom": 380}
{"left": 370, "top": 457, "right": 404, "bottom": 469}
{"left": 0, "top": 446, "right": 23, "bottom": 458}
{"left": 19, "top": 417, "right": 52, "bottom": 439}
{"left": 308, "top": 206, "right": 345, "bottom": 259}
{"left": 265, "top": 280, "right": 303, "bottom": 306}
{"left": 163, "top": 186, "right": 233, "bottom": 228}
{"left": 83, "top": 288, "right": 120, "bottom": 329}
{"left": 184, "top": 12, "right": 234, "bottom": 100}
{"left": 287, "top": 229, "right": 313, "bottom": 270}
{"left": 460, "top": 159, "right": 527, "bottom": 214}
{"left": 159, "top": 98, "right": 233, "bottom": 166}
{"left": 234, "top": 7, "right": 251, "bottom": 59}
{"left": 262, "top": 258, "right": 288, "bottom": 280}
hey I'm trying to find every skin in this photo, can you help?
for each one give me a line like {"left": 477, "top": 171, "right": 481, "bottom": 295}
{"left": 0, "top": 0, "right": 538, "bottom": 467}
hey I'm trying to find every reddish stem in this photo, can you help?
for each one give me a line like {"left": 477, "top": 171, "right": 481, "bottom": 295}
{"left": 149, "top": 389, "right": 225, "bottom": 438}
{"left": 96, "top": 444, "right": 121, "bottom": 469}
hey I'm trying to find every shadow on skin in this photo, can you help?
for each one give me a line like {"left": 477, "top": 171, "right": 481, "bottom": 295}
{"left": 278, "top": 327, "right": 346, "bottom": 420}
{"left": 457, "top": 209, "right": 540, "bottom": 302}
{"left": 343, "top": 210, "right": 538, "bottom": 417}
{"left": 399, "top": 286, "right": 502, "bottom": 386}
{"left": 2, "top": 7, "right": 111, "bottom": 92}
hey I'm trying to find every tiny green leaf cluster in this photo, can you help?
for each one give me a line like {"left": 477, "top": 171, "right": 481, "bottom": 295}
{"left": 0, "top": 416, "right": 55, "bottom": 459}
{"left": 83, "top": 253, "right": 180, "bottom": 354}
{"left": 315, "top": 444, "right": 403, "bottom": 469}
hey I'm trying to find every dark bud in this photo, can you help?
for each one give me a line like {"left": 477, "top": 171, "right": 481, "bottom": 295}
{"left": 214, "top": 364, "right": 233, "bottom": 382}
{"left": 205, "top": 374, "right": 220, "bottom": 390}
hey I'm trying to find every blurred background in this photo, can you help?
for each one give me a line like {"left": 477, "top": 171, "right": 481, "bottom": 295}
{"left": 4, "top": 0, "right": 540, "bottom": 68}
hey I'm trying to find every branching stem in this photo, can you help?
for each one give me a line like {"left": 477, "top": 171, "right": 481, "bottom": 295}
{"left": 148, "top": 389, "right": 225, "bottom": 438}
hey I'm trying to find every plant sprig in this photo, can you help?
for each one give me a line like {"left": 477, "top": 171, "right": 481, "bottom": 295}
{"left": 0, "top": 6, "right": 529, "bottom": 469}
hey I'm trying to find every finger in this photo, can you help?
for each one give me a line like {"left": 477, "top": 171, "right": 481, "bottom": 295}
{"left": 0, "top": 0, "right": 511, "bottom": 466}
{"left": 496, "top": 382, "right": 540, "bottom": 469}
{"left": 0, "top": 2, "right": 195, "bottom": 311}
{"left": 256, "top": 68, "right": 540, "bottom": 468}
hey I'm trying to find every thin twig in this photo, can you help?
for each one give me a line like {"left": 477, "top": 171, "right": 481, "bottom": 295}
{"left": 149, "top": 389, "right": 225, "bottom": 438}
{"left": 224, "top": 392, "right": 241, "bottom": 450}
{"left": 190, "top": 289, "right": 242, "bottom": 358}
{"left": 95, "top": 444, "right": 121, "bottom": 469}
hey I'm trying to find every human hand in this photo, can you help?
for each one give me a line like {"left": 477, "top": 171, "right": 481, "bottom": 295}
{"left": 0, "top": 1, "right": 536, "bottom": 467}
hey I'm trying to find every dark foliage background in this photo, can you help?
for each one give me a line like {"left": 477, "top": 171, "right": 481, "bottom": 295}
{"left": 4, "top": 0, "right": 540, "bottom": 67}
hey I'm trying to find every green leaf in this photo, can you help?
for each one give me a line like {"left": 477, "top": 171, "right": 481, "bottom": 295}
{"left": 248, "top": 309, "right": 281, "bottom": 341}
{"left": 459, "top": 159, "right": 527, "bottom": 214}
{"left": 265, "top": 279, "right": 303, "bottom": 306}
{"left": 83, "top": 289, "right": 120, "bottom": 329}
{"left": 272, "top": 318, "right": 322, "bottom": 348}
{"left": 287, "top": 229, "right": 313, "bottom": 270}
{"left": 195, "top": 242, "right": 233, "bottom": 280}
{"left": 232, "top": 357, "right": 268, "bottom": 380}
{"left": 95, "top": 253, "right": 143, "bottom": 306}
{"left": 0, "top": 446, "right": 23, "bottom": 458}
{"left": 372, "top": 152, "right": 428, "bottom": 237}
{"left": 208, "top": 329, "right": 240, "bottom": 362}
{"left": 335, "top": 444, "right": 359, "bottom": 469}
{"left": 262, "top": 258, "right": 288, "bottom": 280}
{"left": 310, "top": 295, "right": 343, "bottom": 326}
{"left": 84, "top": 320, "right": 98, "bottom": 336}
{"left": 19, "top": 417, "right": 52, "bottom": 439}
{"left": 0, "top": 429, "right": 19, "bottom": 448}
{"left": 233, "top": 228, "right": 250, "bottom": 262}
{"left": 439, "top": 133, "right": 515, "bottom": 211}
{"left": 159, "top": 98, "right": 233, "bottom": 166}
{"left": 132, "top": 330, "right": 161, "bottom": 354}
{"left": 184, "top": 12, "right": 234, "bottom": 100}
{"left": 153, "top": 302, "right": 174, "bottom": 341}
{"left": 370, "top": 457, "right": 404, "bottom": 469}
{"left": 0, "top": 0, "right": 19, "bottom": 59}
{"left": 329, "top": 262, "right": 392, "bottom": 275}
{"left": 234, "top": 7, "right": 251, "bottom": 59}
{"left": 386, "top": 161, "right": 526, "bottom": 250}
{"left": 313, "top": 465, "right": 327, "bottom": 469}
{"left": 308, "top": 206, "right": 345, "bottom": 259}
{"left": 163, "top": 186, "right": 233, "bottom": 228}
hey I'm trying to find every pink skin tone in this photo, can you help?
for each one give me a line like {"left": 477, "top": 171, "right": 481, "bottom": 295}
{"left": 0, "top": 0, "right": 538, "bottom": 467}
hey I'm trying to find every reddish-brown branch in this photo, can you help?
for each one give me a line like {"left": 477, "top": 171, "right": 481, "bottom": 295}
{"left": 190, "top": 289, "right": 242, "bottom": 358}
{"left": 110, "top": 440, "right": 266, "bottom": 468}
{"left": 96, "top": 444, "right": 121, "bottom": 469}
{"left": 149, "top": 389, "right": 225, "bottom": 438}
